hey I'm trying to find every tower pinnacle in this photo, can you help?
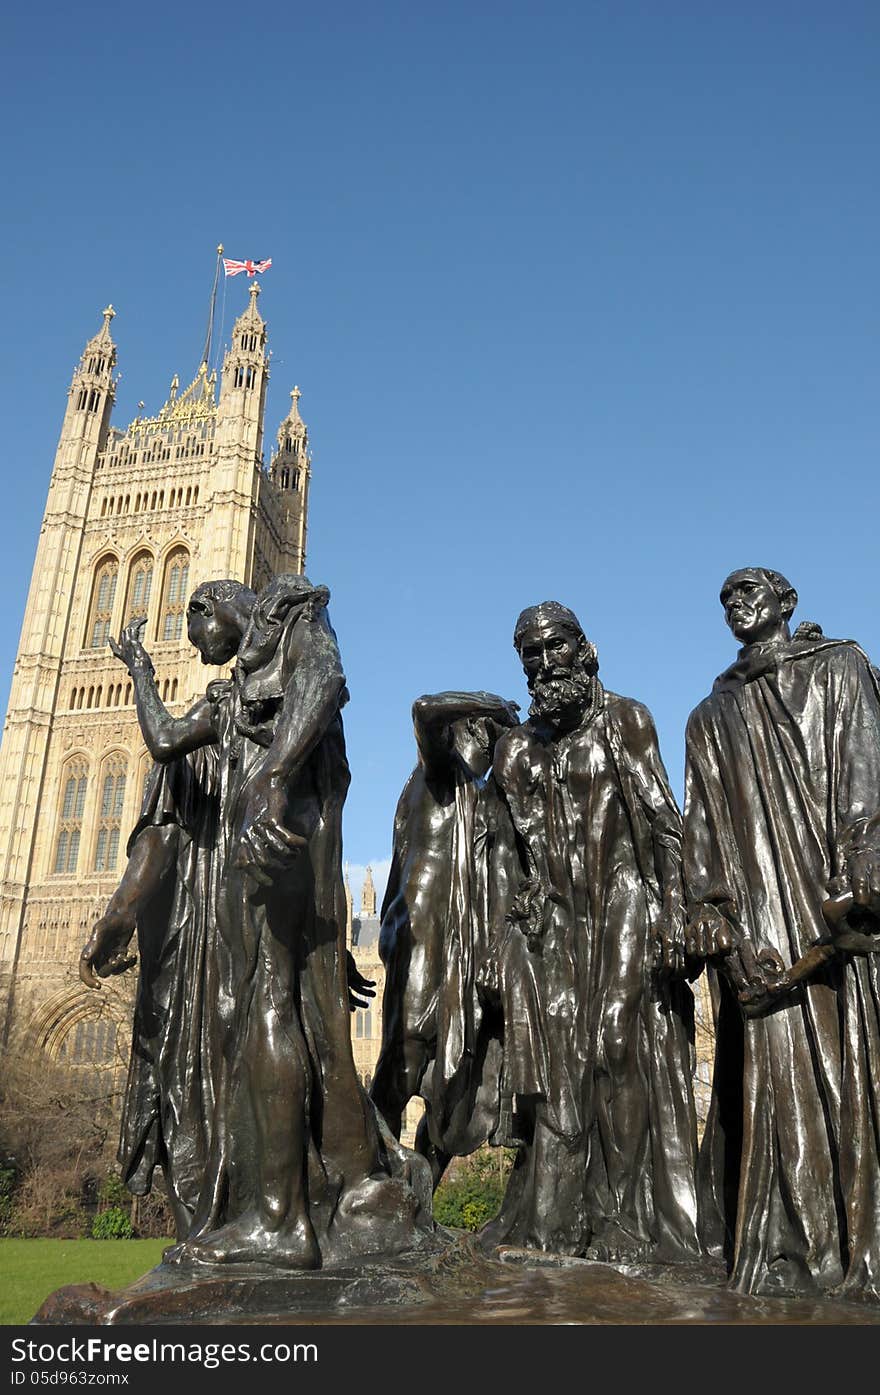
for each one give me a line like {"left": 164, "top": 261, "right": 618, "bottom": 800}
{"left": 362, "top": 866, "right": 377, "bottom": 917}
{"left": 84, "top": 306, "right": 117, "bottom": 357}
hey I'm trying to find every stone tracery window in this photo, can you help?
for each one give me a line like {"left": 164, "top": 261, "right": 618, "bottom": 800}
{"left": 124, "top": 551, "right": 153, "bottom": 624}
{"left": 87, "top": 556, "right": 118, "bottom": 648}
{"left": 93, "top": 754, "right": 127, "bottom": 873}
{"left": 141, "top": 758, "right": 156, "bottom": 808}
{"left": 160, "top": 548, "right": 190, "bottom": 641}
{"left": 57, "top": 1013, "right": 118, "bottom": 1066}
{"left": 53, "top": 759, "right": 88, "bottom": 874}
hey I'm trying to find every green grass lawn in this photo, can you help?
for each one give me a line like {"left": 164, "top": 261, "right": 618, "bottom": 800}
{"left": 0, "top": 1239, "right": 171, "bottom": 1325}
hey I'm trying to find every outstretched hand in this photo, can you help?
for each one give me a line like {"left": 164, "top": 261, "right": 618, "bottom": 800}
{"left": 79, "top": 909, "right": 137, "bottom": 989}
{"left": 108, "top": 617, "right": 153, "bottom": 674}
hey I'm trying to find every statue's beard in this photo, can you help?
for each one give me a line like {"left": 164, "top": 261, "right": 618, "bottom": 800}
{"left": 528, "top": 666, "right": 599, "bottom": 729}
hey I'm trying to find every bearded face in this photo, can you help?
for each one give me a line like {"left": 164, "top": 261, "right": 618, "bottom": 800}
{"left": 516, "top": 617, "right": 599, "bottom": 732}
{"left": 529, "top": 668, "right": 596, "bottom": 727}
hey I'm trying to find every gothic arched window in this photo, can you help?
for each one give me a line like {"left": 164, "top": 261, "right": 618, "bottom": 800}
{"left": 53, "top": 759, "right": 88, "bottom": 874}
{"left": 124, "top": 551, "right": 153, "bottom": 625}
{"left": 160, "top": 548, "right": 190, "bottom": 641}
{"left": 93, "top": 754, "right": 127, "bottom": 873}
{"left": 87, "top": 556, "right": 118, "bottom": 648}
{"left": 140, "top": 759, "right": 158, "bottom": 817}
{"left": 57, "top": 1013, "right": 118, "bottom": 1067}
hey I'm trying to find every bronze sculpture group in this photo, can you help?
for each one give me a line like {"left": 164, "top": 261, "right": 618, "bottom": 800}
{"left": 80, "top": 565, "right": 880, "bottom": 1306}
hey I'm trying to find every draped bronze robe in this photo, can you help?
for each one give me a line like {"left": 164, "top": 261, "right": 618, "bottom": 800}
{"left": 118, "top": 685, "right": 231, "bottom": 1233}
{"left": 685, "top": 638, "right": 880, "bottom": 1299}
{"left": 488, "top": 694, "right": 701, "bottom": 1259}
{"left": 187, "top": 586, "right": 433, "bottom": 1263}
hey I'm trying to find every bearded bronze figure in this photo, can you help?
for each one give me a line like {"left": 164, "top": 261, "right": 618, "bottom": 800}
{"left": 485, "top": 601, "right": 701, "bottom": 1261}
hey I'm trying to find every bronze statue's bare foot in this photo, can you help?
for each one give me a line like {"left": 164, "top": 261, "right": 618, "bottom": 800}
{"left": 168, "top": 1216, "right": 319, "bottom": 1270}
{"left": 338, "top": 1173, "right": 416, "bottom": 1223}
{"left": 586, "top": 1218, "right": 649, "bottom": 1264}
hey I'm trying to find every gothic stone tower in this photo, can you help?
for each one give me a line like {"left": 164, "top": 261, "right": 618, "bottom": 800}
{"left": 0, "top": 281, "right": 310, "bottom": 1065}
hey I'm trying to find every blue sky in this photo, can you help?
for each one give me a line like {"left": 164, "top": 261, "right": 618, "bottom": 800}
{"left": 2, "top": 3, "right": 878, "bottom": 907}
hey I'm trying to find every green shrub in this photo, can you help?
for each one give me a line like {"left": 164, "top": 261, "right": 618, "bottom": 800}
{"left": 0, "top": 1164, "right": 17, "bottom": 1233}
{"left": 433, "top": 1174, "right": 505, "bottom": 1230}
{"left": 91, "top": 1207, "right": 135, "bottom": 1240}
{"left": 98, "top": 1174, "right": 129, "bottom": 1209}
{"left": 433, "top": 1147, "right": 512, "bottom": 1231}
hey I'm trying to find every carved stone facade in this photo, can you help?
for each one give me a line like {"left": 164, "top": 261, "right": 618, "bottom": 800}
{"left": 0, "top": 282, "right": 311, "bottom": 1066}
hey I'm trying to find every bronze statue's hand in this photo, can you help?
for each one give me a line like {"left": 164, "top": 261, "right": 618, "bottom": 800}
{"left": 733, "top": 944, "right": 787, "bottom": 1015}
{"left": 108, "top": 617, "right": 153, "bottom": 676}
{"left": 653, "top": 898, "right": 687, "bottom": 975}
{"left": 684, "top": 904, "right": 735, "bottom": 959}
{"left": 822, "top": 887, "right": 880, "bottom": 955}
{"left": 832, "top": 926, "right": 880, "bottom": 955}
{"left": 79, "top": 910, "right": 137, "bottom": 989}
{"left": 235, "top": 778, "right": 308, "bottom": 882}
{"left": 498, "top": 699, "right": 521, "bottom": 727}
{"left": 346, "top": 951, "right": 376, "bottom": 1012}
{"left": 848, "top": 851, "right": 880, "bottom": 918}
{"left": 738, "top": 979, "right": 787, "bottom": 1017}
{"left": 507, "top": 876, "right": 547, "bottom": 952}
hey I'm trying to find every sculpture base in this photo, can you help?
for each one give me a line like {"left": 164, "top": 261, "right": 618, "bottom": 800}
{"left": 30, "top": 1241, "right": 457, "bottom": 1326}
{"left": 31, "top": 1236, "right": 880, "bottom": 1326}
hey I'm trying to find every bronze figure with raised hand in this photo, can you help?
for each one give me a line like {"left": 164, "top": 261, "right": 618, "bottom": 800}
{"left": 79, "top": 580, "right": 255, "bottom": 1238}
{"left": 173, "top": 574, "right": 432, "bottom": 1268}
{"left": 81, "top": 576, "right": 433, "bottom": 1268}
{"left": 683, "top": 566, "right": 880, "bottom": 1300}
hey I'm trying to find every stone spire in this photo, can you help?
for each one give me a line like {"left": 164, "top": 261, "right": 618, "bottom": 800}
{"left": 209, "top": 277, "right": 271, "bottom": 578}
{"left": 92, "top": 304, "right": 116, "bottom": 348}
{"left": 71, "top": 308, "right": 117, "bottom": 416}
{"left": 361, "top": 866, "right": 377, "bottom": 917}
{"left": 80, "top": 306, "right": 117, "bottom": 367}
{"left": 240, "top": 277, "right": 264, "bottom": 327}
{"left": 270, "top": 385, "right": 310, "bottom": 494}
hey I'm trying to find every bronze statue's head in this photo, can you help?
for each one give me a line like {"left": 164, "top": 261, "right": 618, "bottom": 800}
{"left": 513, "top": 601, "right": 600, "bottom": 730}
{"left": 187, "top": 579, "right": 257, "bottom": 665}
{"left": 720, "top": 568, "right": 797, "bottom": 645}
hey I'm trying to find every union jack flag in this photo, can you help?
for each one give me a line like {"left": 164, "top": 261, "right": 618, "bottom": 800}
{"left": 223, "top": 257, "right": 272, "bottom": 278}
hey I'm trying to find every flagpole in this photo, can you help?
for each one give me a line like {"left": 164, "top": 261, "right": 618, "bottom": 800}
{"left": 200, "top": 244, "right": 223, "bottom": 369}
